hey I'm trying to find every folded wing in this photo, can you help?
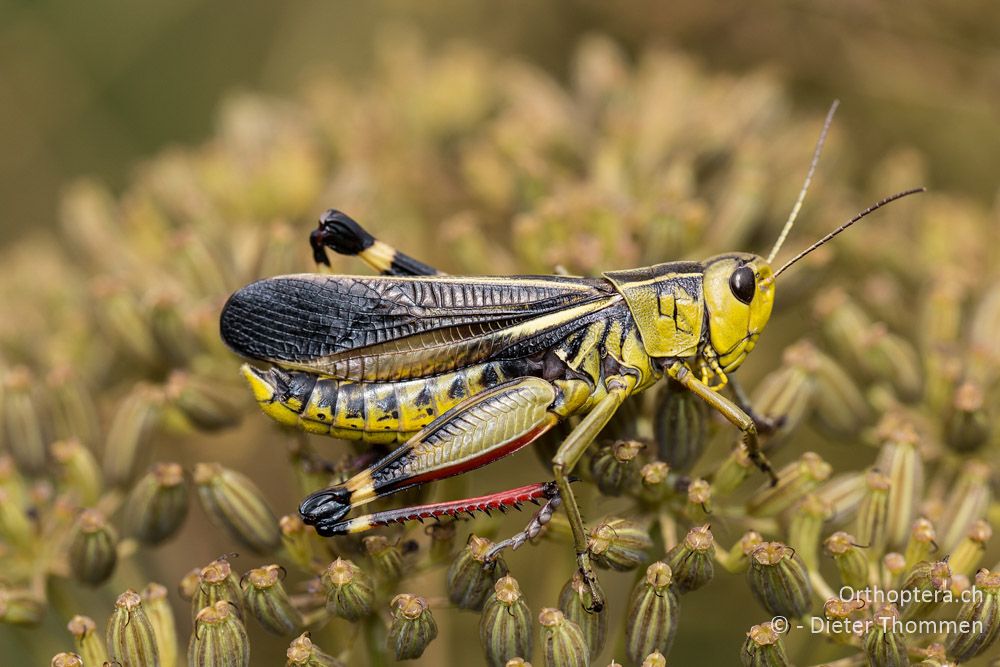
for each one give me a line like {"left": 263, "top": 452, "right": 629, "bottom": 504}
{"left": 220, "top": 273, "right": 618, "bottom": 381}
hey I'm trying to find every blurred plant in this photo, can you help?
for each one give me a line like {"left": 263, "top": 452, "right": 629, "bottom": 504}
{"left": 0, "top": 28, "right": 998, "bottom": 666}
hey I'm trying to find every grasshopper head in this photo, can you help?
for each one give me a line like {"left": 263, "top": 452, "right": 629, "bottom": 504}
{"left": 701, "top": 253, "right": 774, "bottom": 372}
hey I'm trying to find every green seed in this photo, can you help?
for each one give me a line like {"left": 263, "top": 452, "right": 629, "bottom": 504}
{"left": 587, "top": 517, "right": 652, "bottom": 571}
{"left": 665, "top": 524, "right": 715, "bottom": 594}
{"left": 125, "top": 462, "right": 190, "bottom": 545}
{"left": 862, "top": 604, "right": 908, "bottom": 667}
{"left": 46, "top": 366, "right": 100, "bottom": 447}
{"left": 321, "top": 558, "right": 374, "bottom": 622}
{"left": 539, "top": 607, "right": 590, "bottom": 667}
{"left": 741, "top": 621, "right": 790, "bottom": 666}
{"left": 107, "top": 589, "right": 160, "bottom": 667}
{"left": 192, "top": 556, "right": 245, "bottom": 623}
{"left": 194, "top": 462, "right": 280, "bottom": 554}
{"left": 142, "top": 583, "right": 179, "bottom": 667}
{"left": 68, "top": 509, "right": 118, "bottom": 586}
{"left": 363, "top": 534, "right": 404, "bottom": 583}
{"left": 480, "top": 576, "right": 533, "bottom": 667}
{"left": 899, "top": 560, "right": 951, "bottom": 620}
{"left": 189, "top": 600, "right": 250, "bottom": 667}
{"left": 388, "top": 594, "right": 438, "bottom": 660}
{"left": 652, "top": 377, "right": 708, "bottom": 472}
{"left": 50, "top": 653, "right": 84, "bottom": 667}
{"left": 279, "top": 514, "right": 319, "bottom": 573}
{"left": 902, "top": 518, "right": 937, "bottom": 573}
{"left": 823, "top": 531, "right": 868, "bottom": 591}
{"left": 945, "top": 568, "right": 1000, "bottom": 662}
{"left": 747, "top": 542, "right": 813, "bottom": 618}
{"left": 589, "top": 439, "right": 643, "bottom": 496}
{"left": 625, "top": 562, "right": 678, "bottom": 664}
{"left": 50, "top": 438, "right": 102, "bottom": 506}
{"left": 165, "top": 370, "right": 243, "bottom": 432}
{"left": 2, "top": 367, "right": 47, "bottom": 475}
{"left": 67, "top": 615, "right": 109, "bottom": 666}
{"left": 855, "top": 469, "right": 891, "bottom": 561}
{"left": 558, "top": 571, "right": 607, "bottom": 660}
{"left": 242, "top": 564, "right": 302, "bottom": 636}
{"left": 746, "top": 452, "right": 831, "bottom": 518}
{"left": 949, "top": 519, "right": 991, "bottom": 578}
{"left": 103, "top": 383, "right": 163, "bottom": 488}
{"left": 286, "top": 632, "right": 346, "bottom": 666}
{"left": 446, "top": 534, "right": 507, "bottom": 611}
{"left": 0, "top": 588, "right": 45, "bottom": 626}
{"left": 944, "top": 381, "right": 990, "bottom": 453}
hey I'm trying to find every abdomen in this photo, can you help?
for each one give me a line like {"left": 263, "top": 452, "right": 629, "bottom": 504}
{"left": 281, "top": 362, "right": 515, "bottom": 443}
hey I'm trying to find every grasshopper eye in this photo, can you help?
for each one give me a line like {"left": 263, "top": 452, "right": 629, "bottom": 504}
{"left": 729, "top": 265, "right": 756, "bottom": 305}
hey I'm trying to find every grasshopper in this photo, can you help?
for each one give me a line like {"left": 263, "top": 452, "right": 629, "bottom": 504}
{"left": 219, "top": 102, "right": 922, "bottom": 610}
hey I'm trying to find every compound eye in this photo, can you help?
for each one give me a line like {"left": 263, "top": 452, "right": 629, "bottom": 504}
{"left": 729, "top": 265, "right": 756, "bottom": 305}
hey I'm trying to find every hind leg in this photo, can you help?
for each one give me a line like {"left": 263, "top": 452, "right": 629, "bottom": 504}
{"left": 310, "top": 209, "right": 443, "bottom": 276}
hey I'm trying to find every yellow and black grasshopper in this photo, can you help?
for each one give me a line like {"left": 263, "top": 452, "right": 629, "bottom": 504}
{"left": 219, "top": 102, "right": 922, "bottom": 610}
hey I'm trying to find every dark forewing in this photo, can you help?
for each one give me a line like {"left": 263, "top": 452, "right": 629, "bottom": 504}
{"left": 220, "top": 273, "right": 618, "bottom": 381}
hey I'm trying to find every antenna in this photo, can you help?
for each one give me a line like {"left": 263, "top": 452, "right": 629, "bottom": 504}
{"left": 769, "top": 188, "right": 926, "bottom": 281}
{"left": 766, "top": 100, "right": 840, "bottom": 264}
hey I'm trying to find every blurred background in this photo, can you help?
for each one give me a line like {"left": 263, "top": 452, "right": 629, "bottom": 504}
{"left": 2, "top": 2, "right": 999, "bottom": 665}
{"left": 2, "top": 0, "right": 999, "bottom": 245}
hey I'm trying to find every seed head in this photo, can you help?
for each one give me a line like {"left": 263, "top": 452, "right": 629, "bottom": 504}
{"left": 899, "top": 560, "right": 951, "bottom": 620}
{"left": 653, "top": 377, "right": 708, "bottom": 472}
{"left": 242, "top": 564, "right": 302, "bottom": 635}
{"left": 2, "top": 366, "right": 48, "bottom": 475}
{"left": 194, "top": 462, "right": 280, "bottom": 554}
{"left": 741, "top": 621, "right": 790, "bottom": 666}
{"left": 945, "top": 568, "right": 1000, "bottom": 661}
{"left": 124, "top": 462, "right": 190, "bottom": 545}
{"left": 279, "top": 514, "right": 317, "bottom": 573}
{"left": 558, "top": 571, "right": 607, "bottom": 660}
{"left": 747, "top": 542, "right": 813, "bottom": 618}
{"left": 823, "top": 531, "right": 868, "bottom": 591}
{"left": 107, "top": 589, "right": 160, "bottom": 667}
{"left": 538, "top": 607, "right": 590, "bottom": 667}
{"left": 142, "top": 583, "right": 179, "bottom": 667}
{"left": 363, "top": 534, "right": 404, "bottom": 582}
{"left": 446, "top": 534, "right": 507, "bottom": 611}
{"left": 192, "top": 555, "right": 245, "bottom": 622}
{"left": 68, "top": 509, "right": 118, "bottom": 585}
{"left": 587, "top": 517, "right": 652, "bottom": 571}
{"left": 321, "top": 558, "right": 373, "bottom": 621}
{"left": 480, "top": 576, "right": 533, "bottom": 667}
{"left": 50, "top": 653, "right": 84, "bottom": 667}
{"left": 388, "top": 594, "right": 438, "bottom": 660}
{"left": 665, "top": 524, "right": 715, "bottom": 593}
{"left": 286, "top": 632, "right": 345, "bottom": 666}
{"left": 625, "top": 561, "right": 678, "bottom": 664}
{"left": 189, "top": 600, "right": 250, "bottom": 667}
{"left": 746, "top": 452, "right": 831, "bottom": 518}
{"left": 589, "top": 440, "right": 643, "bottom": 496}
{"left": 862, "top": 604, "right": 908, "bottom": 667}
{"left": 103, "top": 383, "right": 163, "bottom": 488}
{"left": 50, "top": 438, "right": 102, "bottom": 506}
{"left": 944, "top": 381, "right": 990, "bottom": 452}
{"left": 67, "top": 615, "right": 108, "bottom": 666}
